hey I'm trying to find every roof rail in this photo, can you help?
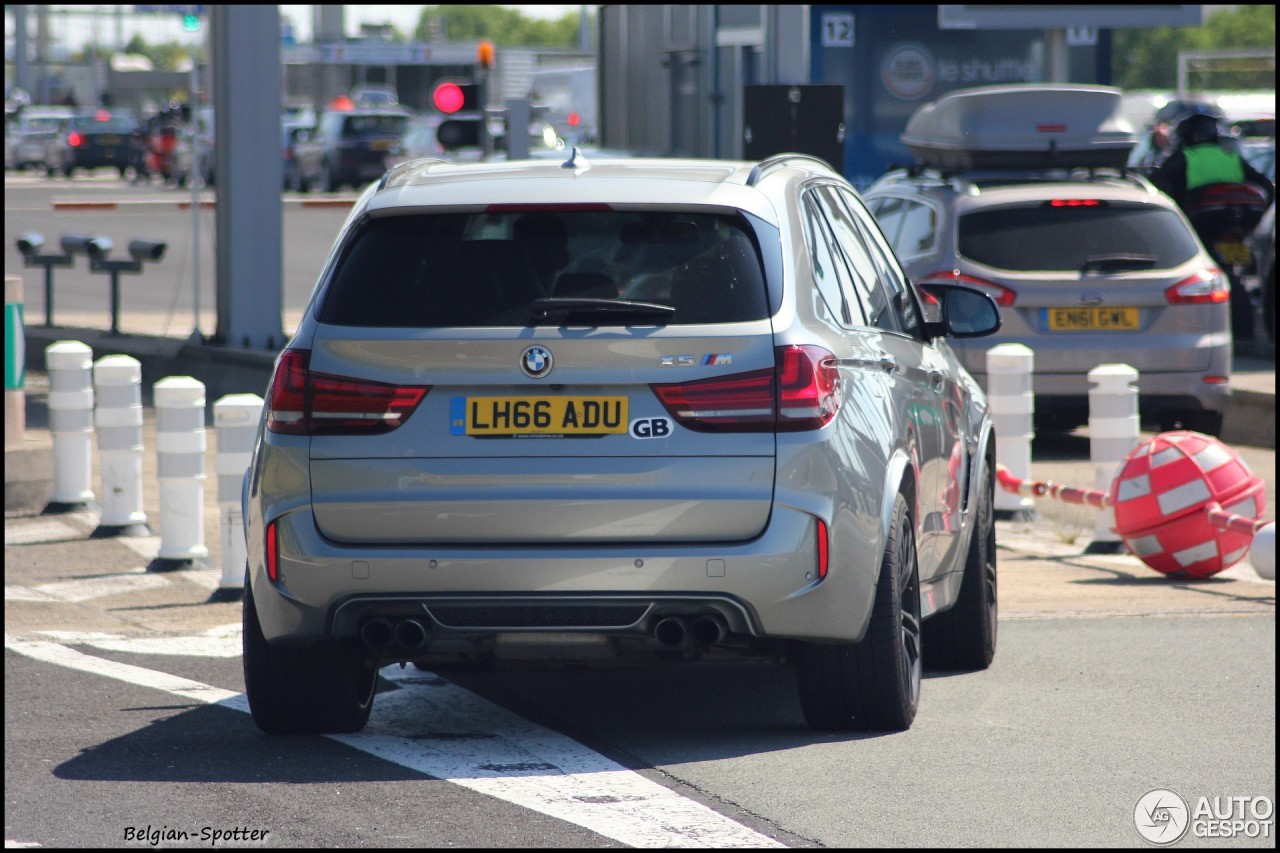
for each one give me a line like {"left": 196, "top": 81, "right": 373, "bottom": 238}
{"left": 746, "top": 153, "right": 835, "bottom": 187}
{"left": 377, "top": 157, "right": 452, "bottom": 190}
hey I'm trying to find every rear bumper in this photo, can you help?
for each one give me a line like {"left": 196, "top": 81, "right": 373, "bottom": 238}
{"left": 249, "top": 503, "right": 878, "bottom": 648}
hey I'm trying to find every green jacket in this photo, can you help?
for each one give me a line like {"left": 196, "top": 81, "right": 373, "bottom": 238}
{"left": 1184, "top": 143, "right": 1245, "bottom": 191}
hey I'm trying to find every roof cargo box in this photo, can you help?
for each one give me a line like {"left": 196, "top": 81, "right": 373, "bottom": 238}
{"left": 901, "top": 84, "right": 1137, "bottom": 171}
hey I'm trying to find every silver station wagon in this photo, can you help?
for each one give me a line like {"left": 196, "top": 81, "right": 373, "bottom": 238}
{"left": 242, "top": 151, "right": 1002, "bottom": 735}
{"left": 865, "top": 84, "right": 1233, "bottom": 435}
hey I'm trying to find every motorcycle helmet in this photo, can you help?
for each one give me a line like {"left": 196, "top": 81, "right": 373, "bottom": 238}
{"left": 1175, "top": 110, "right": 1223, "bottom": 146}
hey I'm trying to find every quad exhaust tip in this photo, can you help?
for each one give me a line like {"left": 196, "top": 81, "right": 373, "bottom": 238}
{"left": 360, "top": 617, "right": 395, "bottom": 648}
{"left": 360, "top": 617, "right": 430, "bottom": 651}
{"left": 394, "top": 618, "right": 429, "bottom": 651}
{"left": 654, "top": 615, "right": 728, "bottom": 648}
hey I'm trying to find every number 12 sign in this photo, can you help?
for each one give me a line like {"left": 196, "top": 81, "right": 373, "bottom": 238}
{"left": 822, "top": 13, "right": 855, "bottom": 48}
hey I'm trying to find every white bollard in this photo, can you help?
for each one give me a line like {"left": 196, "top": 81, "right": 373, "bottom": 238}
{"left": 91, "top": 355, "right": 150, "bottom": 537}
{"left": 43, "top": 341, "right": 96, "bottom": 513}
{"left": 153, "top": 376, "right": 209, "bottom": 569}
{"left": 1251, "top": 522, "right": 1275, "bottom": 581}
{"left": 213, "top": 393, "right": 263, "bottom": 597}
{"left": 1086, "top": 364, "right": 1140, "bottom": 553}
{"left": 987, "top": 343, "right": 1036, "bottom": 519}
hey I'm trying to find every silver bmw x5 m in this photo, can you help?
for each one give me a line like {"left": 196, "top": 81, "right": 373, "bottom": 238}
{"left": 242, "top": 152, "right": 1002, "bottom": 735}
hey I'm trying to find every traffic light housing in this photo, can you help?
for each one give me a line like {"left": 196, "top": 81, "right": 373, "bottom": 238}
{"left": 432, "top": 81, "right": 479, "bottom": 115}
{"left": 432, "top": 80, "right": 483, "bottom": 151}
{"left": 436, "top": 119, "right": 482, "bottom": 150}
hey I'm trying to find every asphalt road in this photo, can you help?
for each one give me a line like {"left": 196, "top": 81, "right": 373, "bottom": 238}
{"left": 5, "top": 168, "right": 1276, "bottom": 849}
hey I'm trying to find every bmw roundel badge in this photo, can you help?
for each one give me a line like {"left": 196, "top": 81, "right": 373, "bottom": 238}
{"left": 521, "top": 345, "right": 553, "bottom": 379}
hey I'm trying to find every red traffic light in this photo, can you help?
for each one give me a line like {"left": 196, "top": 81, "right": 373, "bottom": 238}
{"left": 433, "top": 82, "right": 466, "bottom": 114}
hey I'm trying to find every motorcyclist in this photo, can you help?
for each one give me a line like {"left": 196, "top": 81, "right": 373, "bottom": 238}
{"left": 1150, "top": 109, "right": 1275, "bottom": 339}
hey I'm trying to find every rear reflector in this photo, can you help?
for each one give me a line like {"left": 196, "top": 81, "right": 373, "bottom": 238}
{"left": 1165, "top": 269, "right": 1229, "bottom": 305}
{"left": 651, "top": 345, "right": 840, "bottom": 433}
{"left": 266, "top": 349, "right": 429, "bottom": 435}
{"left": 816, "top": 518, "right": 829, "bottom": 580}
{"left": 265, "top": 519, "right": 279, "bottom": 582}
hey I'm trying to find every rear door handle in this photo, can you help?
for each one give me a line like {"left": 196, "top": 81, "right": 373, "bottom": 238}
{"left": 878, "top": 354, "right": 898, "bottom": 374}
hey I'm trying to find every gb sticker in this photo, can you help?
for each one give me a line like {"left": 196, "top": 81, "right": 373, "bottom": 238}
{"left": 630, "top": 417, "right": 672, "bottom": 439}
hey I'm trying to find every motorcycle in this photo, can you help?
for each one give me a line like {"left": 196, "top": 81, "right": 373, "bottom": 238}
{"left": 1183, "top": 182, "right": 1270, "bottom": 340}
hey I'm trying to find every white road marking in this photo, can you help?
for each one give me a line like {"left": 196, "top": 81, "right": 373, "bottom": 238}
{"left": 25, "top": 571, "right": 171, "bottom": 603}
{"left": 36, "top": 625, "right": 242, "bottom": 658}
{"left": 4, "top": 587, "right": 60, "bottom": 602}
{"left": 5, "top": 637, "right": 242, "bottom": 707}
{"left": 4, "top": 635, "right": 785, "bottom": 848}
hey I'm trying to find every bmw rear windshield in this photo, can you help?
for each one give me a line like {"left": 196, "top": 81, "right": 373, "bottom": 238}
{"left": 958, "top": 203, "right": 1201, "bottom": 272}
{"left": 317, "top": 209, "right": 775, "bottom": 327}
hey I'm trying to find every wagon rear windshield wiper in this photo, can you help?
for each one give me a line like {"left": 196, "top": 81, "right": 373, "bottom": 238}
{"left": 1080, "top": 254, "right": 1159, "bottom": 273}
{"left": 526, "top": 297, "right": 676, "bottom": 326}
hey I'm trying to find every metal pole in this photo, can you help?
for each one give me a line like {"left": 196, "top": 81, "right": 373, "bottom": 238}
{"left": 191, "top": 58, "right": 202, "bottom": 342}
{"left": 109, "top": 270, "right": 121, "bottom": 336}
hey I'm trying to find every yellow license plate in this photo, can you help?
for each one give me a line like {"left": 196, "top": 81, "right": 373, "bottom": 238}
{"left": 1045, "top": 306, "right": 1140, "bottom": 331}
{"left": 98, "top": 135, "right": 122, "bottom": 145}
{"left": 451, "top": 396, "right": 628, "bottom": 436}
{"left": 370, "top": 139, "right": 391, "bottom": 151}
{"left": 1214, "top": 240, "right": 1252, "bottom": 266}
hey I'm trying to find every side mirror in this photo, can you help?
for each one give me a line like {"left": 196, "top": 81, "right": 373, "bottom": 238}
{"left": 84, "top": 236, "right": 114, "bottom": 261}
{"left": 60, "top": 233, "right": 97, "bottom": 255}
{"left": 16, "top": 232, "right": 45, "bottom": 259}
{"left": 923, "top": 285, "right": 1002, "bottom": 339}
{"left": 128, "top": 239, "right": 167, "bottom": 262}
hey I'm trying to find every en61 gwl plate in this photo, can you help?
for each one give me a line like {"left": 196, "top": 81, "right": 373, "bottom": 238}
{"left": 450, "top": 396, "right": 628, "bottom": 436}
{"left": 1043, "top": 306, "right": 1139, "bottom": 332}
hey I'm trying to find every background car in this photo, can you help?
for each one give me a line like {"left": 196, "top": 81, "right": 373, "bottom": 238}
{"left": 5, "top": 105, "right": 73, "bottom": 171}
{"left": 241, "top": 154, "right": 1002, "bottom": 736}
{"left": 301, "top": 107, "right": 410, "bottom": 192}
{"left": 43, "top": 108, "right": 138, "bottom": 177}
{"left": 867, "top": 84, "right": 1232, "bottom": 435}
{"left": 282, "top": 119, "right": 316, "bottom": 191}
{"left": 350, "top": 85, "right": 399, "bottom": 109}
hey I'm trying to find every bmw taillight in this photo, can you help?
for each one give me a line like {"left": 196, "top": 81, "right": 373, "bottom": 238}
{"left": 650, "top": 345, "right": 840, "bottom": 433}
{"left": 1165, "top": 269, "right": 1229, "bottom": 305}
{"left": 266, "top": 348, "right": 429, "bottom": 435}
{"left": 918, "top": 269, "right": 1017, "bottom": 307}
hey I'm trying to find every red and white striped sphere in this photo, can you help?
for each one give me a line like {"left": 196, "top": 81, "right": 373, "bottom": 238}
{"left": 1109, "top": 431, "right": 1266, "bottom": 578}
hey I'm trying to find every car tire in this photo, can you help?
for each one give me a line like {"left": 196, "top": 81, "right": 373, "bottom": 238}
{"left": 242, "top": 571, "right": 378, "bottom": 734}
{"left": 922, "top": 458, "right": 997, "bottom": 671}
{"left": 794, "top": 491, "right": 922, "bottom": 731}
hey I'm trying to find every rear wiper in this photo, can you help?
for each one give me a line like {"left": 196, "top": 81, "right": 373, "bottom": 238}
{"left": 527, "top": 297, "right": 676, "bottom": 325}
{"left": 1080, "top": 254, "right": 1159, "bottom": 273}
